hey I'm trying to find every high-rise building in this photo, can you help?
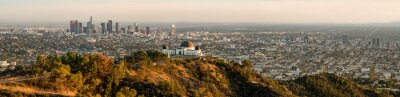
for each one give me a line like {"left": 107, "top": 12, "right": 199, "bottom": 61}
{"left": 70, "top": 20, "right": 74, "bottom": 33}
{"left": 86, "top": 22, "right": 91, "bottom": 33}
{"left": 146, "top": 27, "right": 150, "bottom": 35}
{"left": 169, "top": 24, "right": 176, "bottom": 36}
{"left": 135, "top": 23, "right": 139, "bottom": 32}
{"left": 86, "top": 16, "right": 93, "bottom": 33}
{"left": 342, "top": 34, "right": 349, "bottom": 45}
{"left": 290, "top": 36, "right": 295, "bottom": 44}
{"left": 116, "top": 22, "right": 119, "bottom": 33}
{"left": 121, "top": 28, "right": 126, "bottom": 34}
{"left": 101, "top": 23, "right": 106, "bottom": 34}
{"left": 75, "top": 21, "right": 79, "bottom": 34}
{"left": 372, "top": 38, "right": 376, "bottom": 45}
{"left": 69, "top": 20, "right": 79, "bottom": 34}
{"left": 90, "top": 16, "right": 92, "bottom": 24}
{"left": 372, "top": 38, "right": 380, "bottom": 48}
{"left": 107, "top": 20, "right": 113, "bottom": 33}
{"left": 303, "top": 36, "right": 309, "bottom": 44}
{"left": 91, "top": 24, "right": 95, "bottom": 33}
{"left": 79, "top": 22, "right": 83, "bottom": 34}
{"left": 128, "top": 25, "right": 133, "bottom": 33}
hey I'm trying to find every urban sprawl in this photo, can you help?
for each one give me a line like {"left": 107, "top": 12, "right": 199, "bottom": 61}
{"left": 1, "top": 17, "right": 400, "bottom": 84}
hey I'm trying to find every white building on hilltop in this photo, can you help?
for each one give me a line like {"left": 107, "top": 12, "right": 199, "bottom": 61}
{"left": 162, "top": 41, "right": 203, "bottom": 57}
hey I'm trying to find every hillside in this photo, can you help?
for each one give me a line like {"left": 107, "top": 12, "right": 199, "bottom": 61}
{"left": 0, "top": 50, "right": 398, "bottom": 97}
{"left": 282, "top": 73, "right": 396, "bottom": 97}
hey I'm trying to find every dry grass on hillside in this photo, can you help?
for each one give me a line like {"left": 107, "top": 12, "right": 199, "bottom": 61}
{"left": 133, "top": 67, "right": 173, "bottom": 84}
{"left": 0, "top": 83, "right": 76, "bottom": 96}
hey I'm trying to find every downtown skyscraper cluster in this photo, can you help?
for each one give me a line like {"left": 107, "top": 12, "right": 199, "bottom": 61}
{"left": 69, "top": 16, "right": 95, "bottom": 34}
{"left": 70, "top": 16, "right": 177, "bottom": 36}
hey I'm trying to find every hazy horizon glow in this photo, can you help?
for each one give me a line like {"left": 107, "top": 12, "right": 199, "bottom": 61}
{"left": 1, "top": 0, "right": 400, "bottom": 24}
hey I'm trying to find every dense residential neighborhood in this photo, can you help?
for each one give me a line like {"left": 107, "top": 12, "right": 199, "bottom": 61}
{"left": 2, "top": 24, "right": 400, "bottom": 85}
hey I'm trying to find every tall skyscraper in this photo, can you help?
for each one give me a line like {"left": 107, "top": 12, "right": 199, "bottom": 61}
{"left": 69, "top": 20, "right": 79, "bottom": 34}
{"left": 86, "top": 16, "right": 93, "bottom": 33}
{"left": 101, "top": 23, "right": 106, "bottom": 34}
{"left": 107, "top": 20, "right": 113, "bottom": 33}
{"left": 86, "top": 22, "right": 91, "bottom": 33}
{"left": 342, "top": 34, "right": 349, "bottom": 45}
{"left": 70, "top": 20, "right": 75, "bottom": 33}
{"left": 135, "top": 23, "right": 139, "bottom": 32}
{"left": 91, "top": 24, "right": 95, "bottom": 33}
{"left": 116, "top": 22, "right": 119, "bottom": 34}
{"left": 128, "top": 25, "right": 133, "bottom": 33}
{"left": 78, "top": 22, "right": 83, "bottom": 34}
{"left": 285, "top": 36, "right": 290, "bottom": 44}
{"left": 146, "top": 27, "right": 150, "bottom": 35}
{"left": 169, "top": 24, "right": 176, "bottom": 36}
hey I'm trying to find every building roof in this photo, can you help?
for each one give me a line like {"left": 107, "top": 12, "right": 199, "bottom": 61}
{"left": 180, "top": 41, "right": 195, "bottom": 48}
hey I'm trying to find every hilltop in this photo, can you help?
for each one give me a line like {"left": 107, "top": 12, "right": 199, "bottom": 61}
{"left": 0, "top": 50, "right": 397, "bottom": 97}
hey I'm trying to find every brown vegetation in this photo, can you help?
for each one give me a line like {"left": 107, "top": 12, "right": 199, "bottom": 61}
{"left": 1, "top": 50, "right": 399, "bottom": 97}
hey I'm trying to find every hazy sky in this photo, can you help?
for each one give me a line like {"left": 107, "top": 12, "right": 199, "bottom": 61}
{"left": 1, "top": 0, "right": 400, "bottom": 23}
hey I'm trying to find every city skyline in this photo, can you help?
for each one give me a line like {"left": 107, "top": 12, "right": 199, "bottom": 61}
{"left": 1, "top": 0, "right": 400, "bottom": 24}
